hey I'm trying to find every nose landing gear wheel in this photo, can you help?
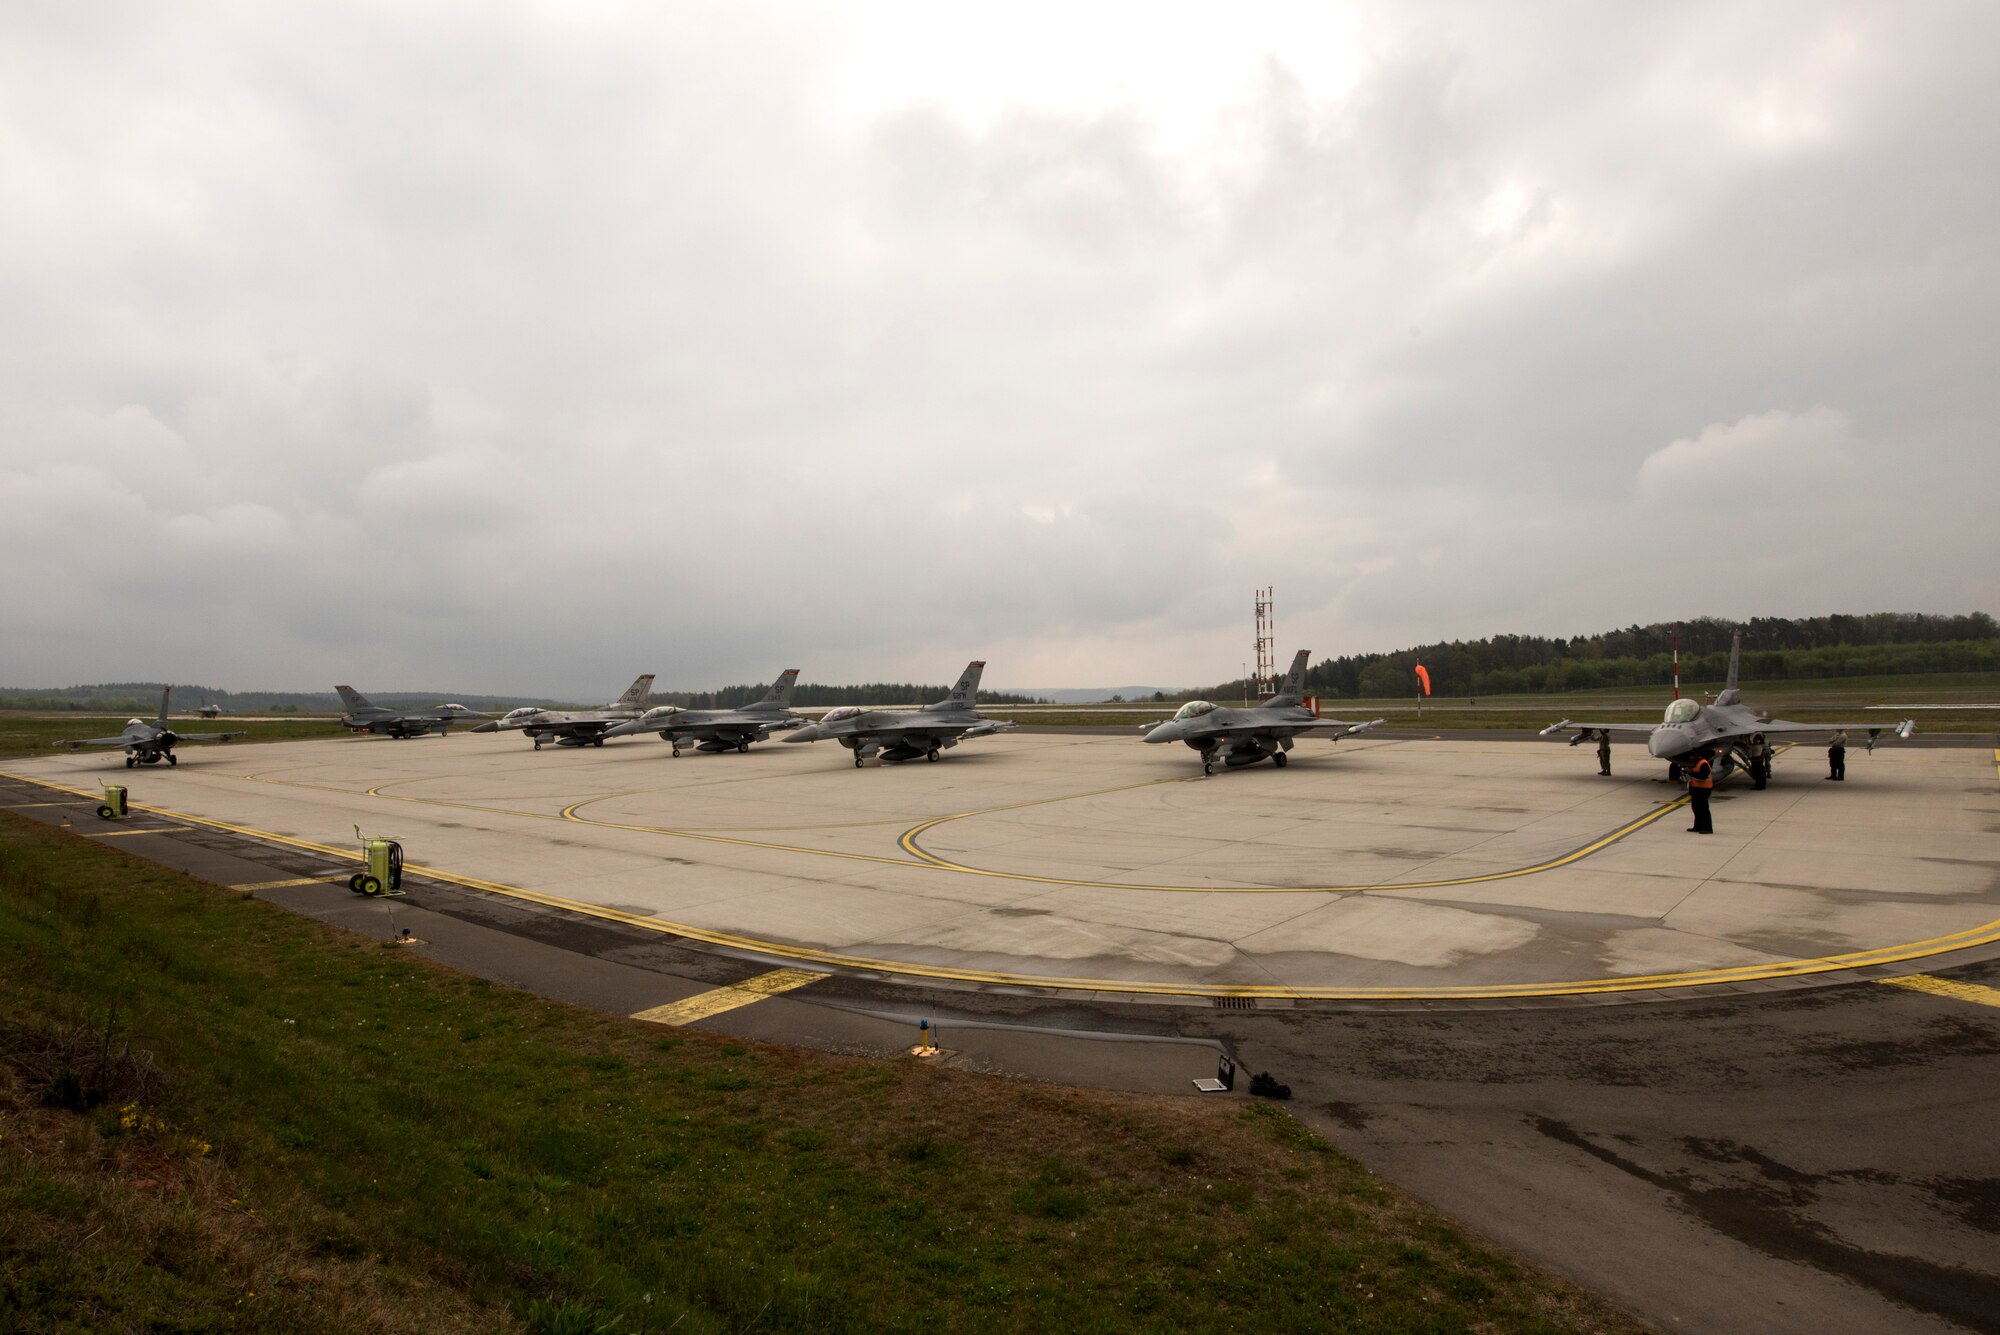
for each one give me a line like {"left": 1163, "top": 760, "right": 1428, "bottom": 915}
{"left": 1272, "top": 751, "right": 1287, "bottom": 768}
{"left": 854, "top": 754, "right": 865, "bottom": 768}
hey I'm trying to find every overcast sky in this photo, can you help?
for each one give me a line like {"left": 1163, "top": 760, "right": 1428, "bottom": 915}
{"left": 4, "top": 2, "right": 1994, "bottom": 697}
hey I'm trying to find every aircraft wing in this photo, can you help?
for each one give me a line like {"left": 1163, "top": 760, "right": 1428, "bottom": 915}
{"left": 63, "top": 732, "right": 141, "bottom": 748}
{"left": 173, "top": 730, "right": 245, "bottom": 743}
{"left": 1539, "top": 719, "right": 1661, "bottom": 739}
{"left": 1745, "top": 718, "right": 1916, "bottom": 741}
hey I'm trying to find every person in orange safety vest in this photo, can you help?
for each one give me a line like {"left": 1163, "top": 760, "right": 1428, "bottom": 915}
{"left": 1686, "top": 748, "right": 1715, "bottom": 834}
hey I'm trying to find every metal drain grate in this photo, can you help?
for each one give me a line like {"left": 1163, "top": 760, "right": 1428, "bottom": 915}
{"left": 1210, "top": 996, "right": 1259, "bottom": 1011}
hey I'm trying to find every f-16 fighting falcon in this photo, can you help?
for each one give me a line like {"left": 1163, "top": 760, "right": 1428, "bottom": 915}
{"left": 601, "top": 668, "right": 806, "bottom": 755}
{"left": 1541, "top": 632, "right": 1915, "bottom": 787}
{"left": 336, "top": 686, "right": 488, "bottom": 738}
{"left": 1141, "top": 649, "right": 1383, "bottom": 774}
{"left": 782, "top": 661, "right": 1015, "bottom": 767}
{"left": 58, "top": 686, "right": 244, "bottom": 768}
{"left": 471, "top": 674, "right": 655, "bottom": 749}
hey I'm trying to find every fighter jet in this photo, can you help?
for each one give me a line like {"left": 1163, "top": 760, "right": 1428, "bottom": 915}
{"left": 471, "top": 674, "right": 656, "bottom": 749}
{"left": 1540, "top": 632, "right": 1915, "bottom": 787}
{"left": 600, "top": 668, "right": 807, "bottom": 754}
{"left": 782, "top": 661, "right": 1016, "bottom": 767}
{"left": 1140, "top": 650, "right": 1383, "bottom": 774}
{"left": 336, "top": 686, "right": 488, "bottom": 739}
{"left": 58, "top": 686, "right": 244, "bottom": 768}
{"left": 194, "top": 699, "right": 223, "bottom": 719}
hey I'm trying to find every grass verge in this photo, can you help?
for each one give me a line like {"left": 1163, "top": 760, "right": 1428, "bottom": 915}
{"left": 0, "top": 809, "right": 1647, "bottom": 1333}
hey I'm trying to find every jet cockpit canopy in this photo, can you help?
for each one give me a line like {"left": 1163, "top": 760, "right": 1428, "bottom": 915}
{"left": 820, "top": 706, "right": 865, "bottom": 724}
{"left": 1663, "top": 697, "right": 1700, "bottom": 726}
{"left": 125, "top": 718, "right": 145, "bottom": 729}
{"left": 1174, "top": 700, "right": 1217, "bottom": 721}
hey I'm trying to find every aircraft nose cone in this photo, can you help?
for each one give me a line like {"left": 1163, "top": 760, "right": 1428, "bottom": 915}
{"left": 470, "top": 721, "right": 498, "bottom": 733}
{"left": 1648, "top": 726, "right": 1687, "bottom": 759}
{"left": 1143, "top": 721, "right": 1182, "bottom": 743}
{"left": 782, "top": 724, "right": 823, "bottom": 743}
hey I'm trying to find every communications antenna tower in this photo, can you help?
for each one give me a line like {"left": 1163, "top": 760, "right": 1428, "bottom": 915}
{"left": 1254, "top": 586, "right": 1275, "bottom": 700}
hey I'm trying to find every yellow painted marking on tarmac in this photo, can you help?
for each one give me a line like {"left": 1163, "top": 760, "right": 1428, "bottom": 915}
{"left": 1877, "top": 974, "right": 2000, "bottom": 1009}
{"left": 85, "top": 825, "right": 192, "bottom": 837}
{"left": 630, "top": 968, "right": 826, "bottom": 1026}
{"left": 235, "top": 876, "right": 337, "bottom": 891}
{"left": 5, "top": 801, "right": 83, "bottom": 808}
{"left": 557, "top": 800, "right": 927, "bottom": 872}
{"left": 895, "top": 792, "right": 1692, "bottom": 893}
{"left": 9, "top": 762, "right": 2000, "bottom": 1001}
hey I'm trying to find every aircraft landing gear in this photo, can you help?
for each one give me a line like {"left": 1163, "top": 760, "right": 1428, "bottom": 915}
{"left": 671, "top": 745, "right": 681, "bottom": 757}
{"left": 125, "top": 757, "right": 136, "bottom": 769}
{"left": 926, "top": 748, "right": 939, "bottom": 762}
{"left": 593, "top": 737, "right": 605, "bottom": 747}
{"left": 1201, "top": 751, "right": 1216, "bottom": 775}
{"left": 854, "top": 753, "right": 865, "bottom": 768}
{"left": 166, "top": 752, "right": 177, "bottom": 767}
{"left": 1272, "top": 750, "right": 1287, "bottom": 768}
{"left": 739, "top": 741, "right": 751, "bottom": 754}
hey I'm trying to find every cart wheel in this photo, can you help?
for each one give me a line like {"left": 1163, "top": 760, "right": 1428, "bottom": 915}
{"left": 359, "top": 875, "right": 383, "bottom": 896}
{"left": 348, "top": 873, "right": 367, "bottom": 893}
{"left": 97, "top": 805, "right": 115, "bottom": 820}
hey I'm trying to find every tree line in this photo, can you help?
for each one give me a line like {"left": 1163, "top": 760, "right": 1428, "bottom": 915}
{"left": 1264, "top": 612, "right": 1998, "bottom": 700}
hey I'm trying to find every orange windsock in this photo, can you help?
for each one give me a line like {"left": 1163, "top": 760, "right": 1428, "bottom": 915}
{"left": 1414, "top": 664, "right": 1432, "bottom": 696}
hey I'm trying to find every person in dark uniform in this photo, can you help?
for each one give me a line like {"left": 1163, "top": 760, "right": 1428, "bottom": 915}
{"left": 1686, "top": 748, "right": 1715, "bottom": 833}
{"left": 1827, "top": 730, "right": 1847, "bottom": 781}
{"left": 1597, "top": 729, "right": 1613, "bottom": 776}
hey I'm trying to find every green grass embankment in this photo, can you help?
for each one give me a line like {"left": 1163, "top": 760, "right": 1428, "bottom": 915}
{"left": 0, "top": 811, "right": 1646, "bottom": 1334}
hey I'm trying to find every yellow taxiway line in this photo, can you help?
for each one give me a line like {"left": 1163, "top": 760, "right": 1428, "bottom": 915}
{"left": 630, "top": 968, "right": 827, "bottom": 1026}
{"left": 8, "top": 764, "right": 2000, "bottom": 1002}
{"left": 1877, "top": 973, "right": 2000, "bottom": 1009}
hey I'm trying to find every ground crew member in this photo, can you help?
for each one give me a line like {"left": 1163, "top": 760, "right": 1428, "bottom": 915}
{"left": 1828, "top": 730, "right": 1847, "bottom": 781}
{"left": 1748, "top": 734, "right": 1769, "bottom": 787}
{"left": 1597, "top": 729, "right": 1612, "bottom": 776}
{"left": 1686, "top": 748, "right": 1715, "bottom": 834}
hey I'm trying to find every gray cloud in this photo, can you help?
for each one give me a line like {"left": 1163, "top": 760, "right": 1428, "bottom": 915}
{"left": 2, "top": 2, "right": 1993, "bottom": 696}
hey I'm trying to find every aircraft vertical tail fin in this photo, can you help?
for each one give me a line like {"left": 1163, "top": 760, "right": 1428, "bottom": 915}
{"left": 1262, "top": 650, "right": 1312, "bottom": 708}
{"left": 929, "top": 661, "right": 985, "bottom": 711}
{"left": 335, "top": 685, "right": 375, "bottom": 715}
{"left": 1716, "top": 632, "right": 1743, "bottom": 706}
{"left": 758, "top": 669, "right": 801, "bottom": 709}
{"left": 613, "top": 675, "right": 656, "bottom": 710}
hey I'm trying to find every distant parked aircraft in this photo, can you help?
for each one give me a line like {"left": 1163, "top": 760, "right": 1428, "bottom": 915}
{"left": 1140, "top": 650, "right": 1382, "bottom": 774}
{"left": 1541, "top": 632, "right": 1915, "bottom": 786}
{"left": 336, "top": 686, "right": 487, "bottom": 739}
{"left": 602, "top": 669, "right": 807, "bottom": 754}
{"left": 472, "top": 675, "right": 656, "bottom": 749}
{"left": 783, "top": 662, "right": 1015, "bottom": 766}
